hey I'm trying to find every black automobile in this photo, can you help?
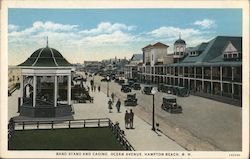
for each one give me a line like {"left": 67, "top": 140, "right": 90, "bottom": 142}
{"left": 161, "top": 96, "right": 182, "bottom": 113}
{"left": 121, "top": 84, "right": 132, "bottom": 93}
{"left": 169, "top": 86, "right": 190, "bottom": 97}
{"left": 133, "top": 83, "right": 141, "bottom": 90}
{"left": 142, "top": 86, "right": 153, "bottom": 95}
{"left": 118, "top": 79, "right": 125, "bottom": 85}
{"left": 158, "top": 84, "right": 172, "bottom": 93}
{"left": 114, "top": 78, "right": 120, "bottom": 83}
{"left": 100, "top": 78, "right": 111, "bottom": 82}
{"left": 124, "top": 94, "right": 137, "bottom": 106}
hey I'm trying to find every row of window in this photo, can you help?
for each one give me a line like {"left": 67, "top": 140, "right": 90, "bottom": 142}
{"left": 223, "top": 52, "right": 242, "bottom": 59}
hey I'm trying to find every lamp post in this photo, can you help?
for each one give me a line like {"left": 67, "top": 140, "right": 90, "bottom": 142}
{"left": 107, "top": 76, "right": 110, "bottom": 97}
{"left": 151, "top": 87, "right": 157, "bottom": 131}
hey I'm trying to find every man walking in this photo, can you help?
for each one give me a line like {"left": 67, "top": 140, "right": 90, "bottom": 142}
{"left": 111, "top": 92, "right": 115, "bottom": 103}
{"left": 129, "top": 109, "right": 134, "bottom": 129}
{"left": 108, "top": 99, "right": 113, "bottom": 113}
{"left": 98, "top": 85, "right": 101, "bottom": 92}
{"left": 116, "top": 99, "right": 121, "bottom": 113}
{"left": 125, "top": 110, "right": 129, "bottom": 129}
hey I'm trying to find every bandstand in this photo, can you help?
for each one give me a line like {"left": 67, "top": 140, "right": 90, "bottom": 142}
{"left": 18, "top": 41, "right": 73, "bottom": 117}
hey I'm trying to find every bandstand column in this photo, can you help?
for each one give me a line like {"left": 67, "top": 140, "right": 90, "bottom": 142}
{"left": 210, "top": 66, "right": 213, "bottom": 94}
{"left": 220, "top": 66, "right": 223, "bottom": 96}
{"left": 67, "top": 75, "right": 71, "bottom": 105}
{"left": 194, "top": 67, "right": 197, "bottom": 90}
{"left": 20, "top": 75, "right": 23, "bottom": 105}
{"left": 231, "top": 67, "right": 235, "bottom": 98}
{"left": 54, "top": 76, "right": 58, "bottom": 107}
{"left": 202, "top": 67, "right": 204, "bottom": 90}
{"left": 33, "top": 75, "right": 37, "bottom": 107}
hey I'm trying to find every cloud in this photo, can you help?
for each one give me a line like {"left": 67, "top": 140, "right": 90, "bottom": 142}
{"left": 8, "top": 24, "right": 19, "bottom": 31}
{"left": 193, "top": 19, "right": 216, "bottom": 29}
{"left": 8, "top": 21, "right": 216, "bottom": 65}
{"left": 80, "top": 22, "right": 136, "bottom": 35}
{"left": 148, "top": 26, "right": 202, "bottom": 39}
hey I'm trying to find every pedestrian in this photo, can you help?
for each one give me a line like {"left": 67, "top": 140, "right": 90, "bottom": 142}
{"left": 116, "top": 99, "right": 121, "bottom": 113}
{"left": 108, "top": 99, "right": 113, "bottom": 113}
{"left": 125, "top": 110, "right": 129, "bottom": 129}
{"left": 94, "top": 85, "right": 96, "bottom": 92}
{"left": 129, "top": 109, "right": 134, "bottom": 129}
{"left": 98, "top": 85, "right": 101, "bottom": 92}
{"left": 111, "top": 92, "right": 115, "bottom": 103}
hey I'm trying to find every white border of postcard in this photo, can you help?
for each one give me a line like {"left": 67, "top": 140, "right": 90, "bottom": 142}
{"left": 0, "top": 0, "right": 249, "bottom": 158}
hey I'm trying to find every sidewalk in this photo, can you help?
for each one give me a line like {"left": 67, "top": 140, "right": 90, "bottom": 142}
{"left": 8, "top": 86, "right": 185, "bottom": 150}
{"left": 73, "top": 89, "right": 185, "bottom": 151}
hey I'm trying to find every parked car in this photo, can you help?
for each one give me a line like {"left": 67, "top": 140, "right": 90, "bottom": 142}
{"left": 101, "top": 78, "right": 111, "bottom": 82}
{"left": 133, "top": 83, "right": 141, "bottom": 90}
{"left": 158, "top": 84, "right": 172, "bottom": 93}
{"left": 158, "top": 84, "right": 190, "bottom": 97}
{"left": 142, "top": 86, "right": 153, "bottom": 95}
{"left": 171, "top": 86, "right": 190, "bottom": 97}
{"left": 127, "top": 78, "right": 136, "bottom": 85}
{"left": 161, "top": 96, "right": 182, "bottom": 113}
{"left": 114, "top": 78, "right": 120, "bottom": 83}
{"left": 124, "top": 94, "right": 137, "bottom": 106}
{"left": 118, "top": 79, "right": 125, "bottom": 85}
{"left": 121, "top": 84, "right": 132, "bottom": 93}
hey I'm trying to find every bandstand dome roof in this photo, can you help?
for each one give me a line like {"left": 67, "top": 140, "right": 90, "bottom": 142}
{"left": 19, "top": 46, "right": 72, "bottom": 67}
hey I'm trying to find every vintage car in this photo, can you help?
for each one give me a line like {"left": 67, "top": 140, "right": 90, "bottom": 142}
{"left": 118, "top": 79, "right": 125, "bottom": 85}
{"left": 171, "top": 86, "right": 190, "bottom": 97}
{"left": 128, "top": 80, "right": 135, "bottom": 87}
{"left": 124, "top": 94, "right": 137, "bottom": 106}
{"left": 100, "top": 77, "right": 111, "bottom": 82}
{"left": 121, "top": 84, "right": 132, "bottom": 93}
{"left": 161, "top": 96, "right": 182, "bottom": 113}
{"left": 142, "top": 86, "right": 153, "bottom": 95}
{"left": 133, "top": 83, "right": 141, "bottom": 90}
{"left": 114, "top": 78, "right": 120, "bottom": 83}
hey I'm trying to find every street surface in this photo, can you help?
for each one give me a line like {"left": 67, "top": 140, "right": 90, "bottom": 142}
{"left": 91, "top": 74, "right": 242, "bottom": 151}
{"left": 8, "top": 73, "right": 242, "bottom": 151}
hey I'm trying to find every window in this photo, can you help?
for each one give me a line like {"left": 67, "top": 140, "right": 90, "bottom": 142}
{"left": 224, "top": 54, "right": 227, "bottom": 58}
{"left": 228, "top": 54, "right": 232, "bottom": 58}
{"left": 180, "top": 47, "right": 184, "bottom": 52}
{"left": 233, "top": 54, "right": 238, "bottom": 58}
{"left": 176, "top": 46, "right": 179, "bottom": 52}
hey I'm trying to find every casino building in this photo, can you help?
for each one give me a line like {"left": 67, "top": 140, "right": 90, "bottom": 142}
{"left": 18, "top": 41, "right": 74, "bottom": 117}
{"left": 137, "top": 36, "right": 242, "bottom": 103}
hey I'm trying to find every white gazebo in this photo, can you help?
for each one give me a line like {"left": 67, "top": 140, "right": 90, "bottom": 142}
{"left": 18, "top": 41, "right": 73, "bottom": 117}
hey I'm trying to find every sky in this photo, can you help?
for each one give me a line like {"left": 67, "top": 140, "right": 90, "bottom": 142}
{"left": 8, "top": 9, "right": 242, "bottom": 65}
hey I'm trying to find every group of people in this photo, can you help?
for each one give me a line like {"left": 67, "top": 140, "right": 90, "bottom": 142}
{"left": 108, "top": 94, "right": 121, "bottom": 113}
{"left": 125, "top": 109, "right": 134, "bottom": 129}
{"left": 107, "top": 92, "right": 135, "bottom": 129}
{"left": 87, "top": 85, "right": 101, "bottom": 92}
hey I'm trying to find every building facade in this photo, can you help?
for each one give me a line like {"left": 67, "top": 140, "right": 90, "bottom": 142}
{"left": 138, "top": 36, "right": 242, "bottom": 101}
{"left": 124, "top": 54, "right": 143, "bottom": 79}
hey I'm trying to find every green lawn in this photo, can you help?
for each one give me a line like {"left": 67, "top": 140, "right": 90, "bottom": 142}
{"left": 9, "top": 127, "right": 124, "bottom": 150}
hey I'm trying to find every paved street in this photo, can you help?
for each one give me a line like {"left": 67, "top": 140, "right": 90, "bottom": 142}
{"left": 8, "top": 86, "right": 185, "bottom": 151}
{"left": 92, "top": 74, "right": 242, "bottom": 151}
{"left": 8, "top": 73, "right": 242, "bottom": 151}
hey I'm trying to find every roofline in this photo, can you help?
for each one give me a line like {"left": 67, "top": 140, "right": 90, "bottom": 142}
{"left": 18, "top": 66, "right": 73, "bottom": 69}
